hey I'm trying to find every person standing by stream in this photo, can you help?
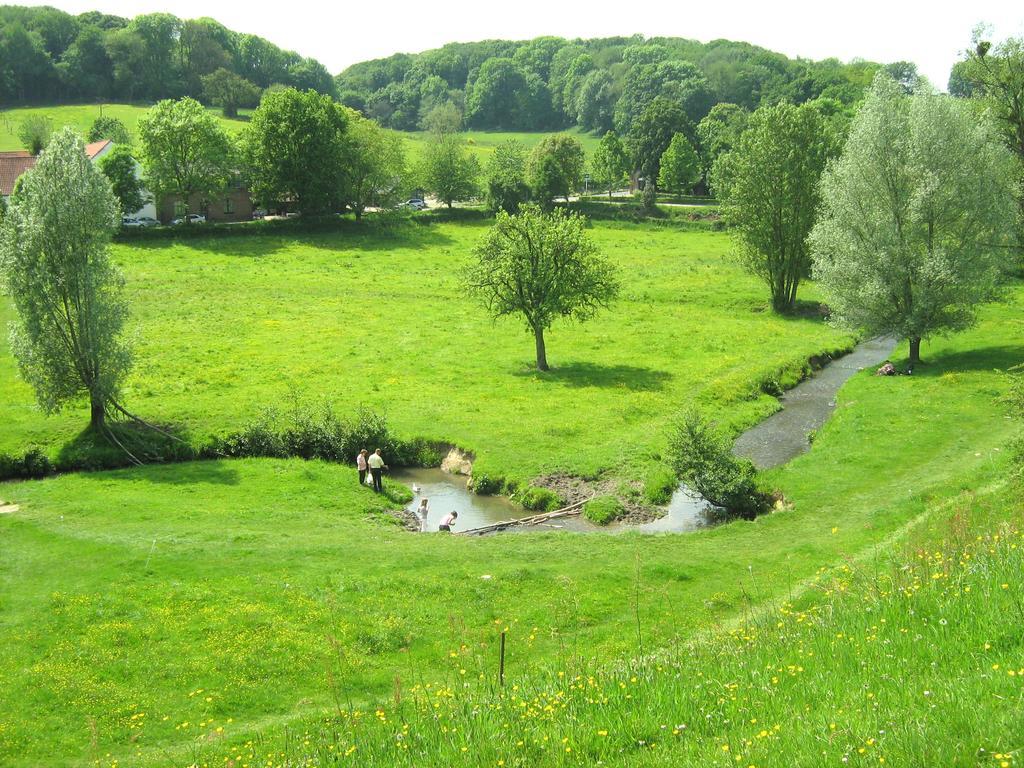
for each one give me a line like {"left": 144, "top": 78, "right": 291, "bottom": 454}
{"left": 368, "top": 448, "right": 388, "bottom": 493}
{"left": 356, "top": 449, "right": 369, "bottom": 486}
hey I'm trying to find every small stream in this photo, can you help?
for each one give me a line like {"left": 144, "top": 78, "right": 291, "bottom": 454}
{"left": 396, "top": 336, "right": 898, "bottom": 535}
{"left": 732, "top": 336, "right": 897, "bottom": 469}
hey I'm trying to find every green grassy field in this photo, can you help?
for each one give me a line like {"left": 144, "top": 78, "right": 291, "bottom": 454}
{"left": 0, "top": 104, "right": 600, "bottom": 169}
{"left": 0, "top": 220, "right": 853, "bottom": 487}
{"left": 1, "top": 215, "right": 1022, "bottom": 765}
{"left": 176, "top": 477, "right": 1024, "bottom": 768}
{"left": 401, "top": 127, "right": 602, "bottom": 166}
{"left": 0, "top": 103, "right": 249, "bottom": 151}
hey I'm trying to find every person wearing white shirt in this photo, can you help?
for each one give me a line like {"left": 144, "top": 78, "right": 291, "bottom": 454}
{"left": 367, "top": 449, "right": 387, "bottom": 493}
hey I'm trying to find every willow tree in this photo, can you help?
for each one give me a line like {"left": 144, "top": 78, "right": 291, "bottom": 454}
{"left": 463, "top": 204, "right": 619, "bottom": 371}
{"left": 712, "top": 101, "right": 837, "bottom": 312}
{"left": 810, "top": 73, "right": 1019, "bottom": 366}
{"left": 0, "top": 128, "right": 132, "bottom": 429}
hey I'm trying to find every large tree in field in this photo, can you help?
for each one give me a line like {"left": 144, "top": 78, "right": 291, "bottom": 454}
{"left": 138, "top": 97, "right": 234, "bottom": 221}
{"left": 417, "top": 133, "right": 479, "bottom": 209}
{"left": 244, "top": 88, "right": 351, "bottom": 216}
{"left": 484, "top": 139, "right": 530, "bottom": 214}
{"left": 87, "top": 116, "right": 131, "bottom": 145}
{"left": 99, "top": 144, "right": 147, "bottom": 215}
{"left": 589, "top": 130, "right": 629, "bottom": 198}
{"left": 201, "top": 67, "right": 261, "bottom": 119}
{"left": 958, "top": 28, "right": 1024, "bottom": 251}
{"left": 18, "top": 115, "right": 52, "bottom": 155}
{"left": 342, "top": 114, "right": 406, "bottom": 219}
{"left": 526, "top": 133, "right": 584, "bottom": 207}
{"left": 810, "top": 74, "right": 1019, "bottom": 366}
{"left": 463, "top": 204, "right": 619, "bottom": 371}
{"left": 658, "top": 133, "right": 701, "bottom": 196}
{"left": 626, "top": 96, "right": 690, "bottom": 190}
{"left": 713, "top": 101, "right": 837, "bottom": 312}
{"left": 0, "top": 128, "right": 132, "bottom": 430}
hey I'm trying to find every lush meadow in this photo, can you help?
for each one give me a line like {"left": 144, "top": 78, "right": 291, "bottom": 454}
{"left": 0, "top": 215, "right": 1022, "bottom": 765}
{"left": 0, "top": 220, "right": 853, "bottom": 487}
{"left": 0, "top": 104, "right": 600, "bottom": 171}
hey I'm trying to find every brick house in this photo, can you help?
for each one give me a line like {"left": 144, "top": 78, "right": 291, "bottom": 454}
{"left": 156, "top": 175, "right": 253, "bottom": 224}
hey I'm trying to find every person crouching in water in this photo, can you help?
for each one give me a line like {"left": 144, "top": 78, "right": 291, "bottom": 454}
{"left": 438, "top": 510, "right": 458, "bottom": 532}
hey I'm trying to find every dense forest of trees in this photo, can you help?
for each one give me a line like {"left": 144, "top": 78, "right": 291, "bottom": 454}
{"left": 335, "top": 35, "right": 882, "bottom": 132}
{"left": 0, "top": 5, "right": 335, "bottom": 105}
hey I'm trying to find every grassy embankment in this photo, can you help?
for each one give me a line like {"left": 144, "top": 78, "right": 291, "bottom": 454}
{"left": 0, "top": 216, "right": 1021, "bottom": 765}
{"left": 0, "top": 221, "right": 852, "bottom": 486}
{"left": 168, "top": 473, "right": 1024, "bottom": 768}
{"left": 0, "top": 103, "right": 599, "bottom": 167}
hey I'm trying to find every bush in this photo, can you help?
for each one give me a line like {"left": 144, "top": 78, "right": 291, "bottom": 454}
{"left": 643, "top": 466, "right": 678, "bottom": 505}
{"left": 211, "top": 401, "right": 409, "bottom": 466}
{"left": 519, "top": 486, "right": 563, "bottom": 512}
{"left": 667, "top": 409, "right": 772, "bottom": 520}
{"left": 212, "top": 407, "right": 288, "bottom": 458}
{"left": 471, "top": 472, "right": 505, "bottom": 495}
{"left": 0, "top": 448, "right": 54, "bottom": 480}
{"left": 583, "top": 495, "right": 625, "bottom": 525}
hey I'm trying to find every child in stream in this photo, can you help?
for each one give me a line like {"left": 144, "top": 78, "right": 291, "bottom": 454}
{"left": 416, "top": 498, "right": 430, "bottom": 532}
{"left": 438, "top": 510, "right": 458, "bottom": 532}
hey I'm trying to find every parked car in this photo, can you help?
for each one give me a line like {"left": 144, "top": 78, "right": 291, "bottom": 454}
{"left": 134, "top": 216, "right": 160, "bottom": 228}
{"left": 121, "top": 216, "right": 141, "bottom": 228}
{"left": 404, "top": 198, "right": 428, "bottom": 210}
{"left": 171, "top": 214, "right": 207, "bottom": 225}
{"left": 251, "top": 208, "right": 268, "bottom": 220}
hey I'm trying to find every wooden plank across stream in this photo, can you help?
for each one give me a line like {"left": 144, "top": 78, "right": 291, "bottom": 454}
{"left": 456, "top": 497, "right": 592, "bottom": 536}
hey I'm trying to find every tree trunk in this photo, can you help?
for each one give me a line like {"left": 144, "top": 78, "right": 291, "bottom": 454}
{"left": 90, "top": 397, "right": 105, "bottom": 430}
{"left": 534, "top": 327, "right": 549, "bottom": 372}
{"left": 909, "top": 337, "right": 922, "bottom": 367}
{"left": 447, "top": 200, "right": 453, "bottom": 209}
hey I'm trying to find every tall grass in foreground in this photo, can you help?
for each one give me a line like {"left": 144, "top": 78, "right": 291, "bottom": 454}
{"left": 170, "top": 487, "right": 1024, "bottom": 768}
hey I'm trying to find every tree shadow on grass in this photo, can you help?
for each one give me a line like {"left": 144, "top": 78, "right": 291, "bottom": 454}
{"left": 117, "top": 217, "right": 460, "bottom": 258}
{"left": 55, "top": 421, "right": 238, "bottom": 485}
{"left": 515, "top": 361, "right": 674, "bottom": 391}
{"left": 135, "top": 460, "right": 240, "bottom": 486}
{"left": 904, "top": 345, "right": 1024, "bottom": 377}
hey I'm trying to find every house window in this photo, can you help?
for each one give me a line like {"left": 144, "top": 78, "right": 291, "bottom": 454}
{"left": 224, "top": 197, "right": 235, "bottom": 214}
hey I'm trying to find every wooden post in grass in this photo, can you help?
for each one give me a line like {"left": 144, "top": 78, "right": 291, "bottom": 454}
{"left": 499, "top": 630, "right": 506, "bottom": 687}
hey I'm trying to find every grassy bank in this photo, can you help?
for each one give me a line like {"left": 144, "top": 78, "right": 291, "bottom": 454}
{"left": 191, "top": 476, "right": 1023, "bottom": 768}
{"left": 0, "top": 104, "right": 598, "bottom": 168}
{"left": 1, "top": 290, "right": 1020, "bottom": 764}
{"left": 0, "top": 221, "right": 852, "bottom": 488}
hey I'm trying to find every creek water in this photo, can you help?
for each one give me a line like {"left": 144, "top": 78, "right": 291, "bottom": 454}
{"left": 732, "top": 336, "right": 897, "bottom": 469}
{"left": 391, "top": 467, "right": 530, "bottom": 533}
{"left": 395, "top": 336, "right": 898, "bottom": 534}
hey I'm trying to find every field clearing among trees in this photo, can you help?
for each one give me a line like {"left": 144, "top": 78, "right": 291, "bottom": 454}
{"left": 2, "top": 220, "right": 848, "bottom": 485}
{"left": 0, "top": 287, "right": 1019, "bottom": 764}
{"left": 0, "top": 103, "right": 601, "bottom": 172}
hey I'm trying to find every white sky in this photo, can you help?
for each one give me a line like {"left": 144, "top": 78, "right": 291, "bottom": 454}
{"left": 30, "top": 0, "right": 1024, "bottom": 87}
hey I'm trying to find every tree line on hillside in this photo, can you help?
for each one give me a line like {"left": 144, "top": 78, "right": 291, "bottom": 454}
{"left": 335, "top": 34, "right": 888, "bottom": 133}
{"left": 0, "top": 6, "right": 334, "bottom": 106}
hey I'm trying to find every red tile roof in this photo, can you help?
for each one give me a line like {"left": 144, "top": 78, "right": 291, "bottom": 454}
{"left": 0, "top": 140, "right": 114, "bottom": 196}
{"left": 0, "top": 153, "right": 36, "bottom": 197}
{"left": 84, "top": 139, "right": 112, "bottom": 159}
